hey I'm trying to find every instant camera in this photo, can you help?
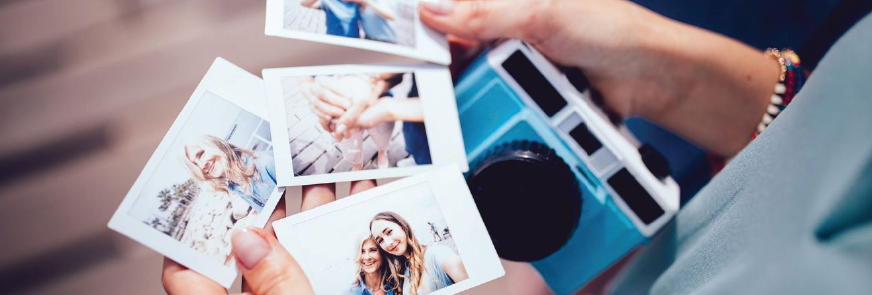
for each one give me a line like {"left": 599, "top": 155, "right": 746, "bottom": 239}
{"left": 455, "top": 40, "right": 681, "bottom": 294}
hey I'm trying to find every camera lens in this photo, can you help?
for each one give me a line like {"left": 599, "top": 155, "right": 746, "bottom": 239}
{"left": 467, "top": 141, "right": 582, "bottom": 261}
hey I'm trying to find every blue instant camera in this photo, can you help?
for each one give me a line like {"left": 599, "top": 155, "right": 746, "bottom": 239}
{"left": 455, "top": 40, "right": 685, "bottom": 294}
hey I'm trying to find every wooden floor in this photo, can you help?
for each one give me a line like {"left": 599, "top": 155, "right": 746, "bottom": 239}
{"left": 0, "top": 0, "right": 551, "bottom": 294}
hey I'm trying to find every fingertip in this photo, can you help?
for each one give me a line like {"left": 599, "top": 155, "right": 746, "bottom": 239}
{"left": 421, "top": 0, "right": 453, "bottom": 16}
{"left": 232, "top": 227, "right": 271, "bottom": 270}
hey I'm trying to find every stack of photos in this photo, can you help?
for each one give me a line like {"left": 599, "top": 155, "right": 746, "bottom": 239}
{"left": 264, "top": 0, "right": 450, "bottom": 64}
{"left": 108, "top": 58, "right": 283, "bottom": 287}
{"left": 264, "top": 63, "right": 468, "bottom": 186}
{"left": 274, "top": 166, "right": 504, "bottom": 295}
{"left": 107, "top": 1, "right": 505, "bottom": 289}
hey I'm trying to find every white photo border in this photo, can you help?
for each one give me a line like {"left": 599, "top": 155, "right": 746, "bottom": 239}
{"left": 263, "top": 63, "right": 468, "bottom": 187}
{"left": 273, "top": 164, "right": 504, "bottom": 295}
{"left": 264, "top": 0, "right": 450, "bottom": 65}
{"left": 107, "top": 58, "right": 284, "bottom": 288}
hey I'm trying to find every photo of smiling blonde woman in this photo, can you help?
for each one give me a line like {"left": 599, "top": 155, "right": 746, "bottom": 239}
{"left": 182, "top": 135, "right": 277, "bottom": 213}
{"left": 370, "top": 211, "right": 468, "bottom": 295}
{"left": 341, "top": 234, "right": 402, "bottom": 295}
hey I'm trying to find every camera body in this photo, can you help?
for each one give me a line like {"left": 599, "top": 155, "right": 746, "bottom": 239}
{"left": 455, "top": 40, "right": 681, "bottom": 294}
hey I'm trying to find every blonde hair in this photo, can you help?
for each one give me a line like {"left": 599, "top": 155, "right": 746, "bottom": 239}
{"left": 182, "top": 135, "right": 259, "bottom": 194}
{"left": 370, "top": 211, "right": 427, "bottom": 295}
{"left": 351, "top": 234, "right": 397, "bottom": 293}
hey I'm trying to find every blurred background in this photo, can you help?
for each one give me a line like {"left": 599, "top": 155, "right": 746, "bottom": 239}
{"left": 0, "top": 0, "right": 836, "bottom": 294}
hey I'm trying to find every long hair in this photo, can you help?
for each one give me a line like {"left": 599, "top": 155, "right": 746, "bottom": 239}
{"left": 182, "top": 135, "right": 259, "bottom": 194}
{"left": 370, "top": 211, "right": 427, "bottom": 295}
{"left": 351, "top": 234, "right": 396, "bottom": 293}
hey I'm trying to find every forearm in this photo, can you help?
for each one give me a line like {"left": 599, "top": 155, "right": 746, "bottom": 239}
{"left": 366, "top": 1, "right": 395, "bottom": 21}
{"left": 630, "top": 17, "right": 778, "bottom": 158}
{"left": 387, "top": 99, "right": 424, "bottom": 123}
{"left": 300, "top": 0, "right": 320, "bottom": 9}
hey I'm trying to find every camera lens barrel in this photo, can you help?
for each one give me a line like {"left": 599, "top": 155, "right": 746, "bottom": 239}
{"left": 467, "top": 141, "right": 583, "bottom": 262}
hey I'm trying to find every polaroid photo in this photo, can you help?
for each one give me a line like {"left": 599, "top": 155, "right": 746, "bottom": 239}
{"left": 108, "top": 58, "right": 284, "bottom": 287}
{"left": 264, "top": 0, "right": 450, "bottom": 65}
{"left": 273, "top": 165, "right": 504, "bottom": 295}
{"left": 263, "top": 63, "right": 468, "bottom": 186}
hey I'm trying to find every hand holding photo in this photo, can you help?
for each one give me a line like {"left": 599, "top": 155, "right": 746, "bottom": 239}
{"left": 264, "top": 63, "right": 467, "bottom": 186}
{"left": 273, "top": 165, "right": 504, "bottom": 295}
{"left": 264, "top": 0, "right": 450, "bottom": 64}
{"left": 108, "top": 58, "right": 284, "bottom": 287}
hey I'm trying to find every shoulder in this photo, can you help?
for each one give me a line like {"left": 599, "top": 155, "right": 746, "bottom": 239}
{"left": 424, "top": 244, "right": 455, "bottom": 263}
{"left": 252, "top": 150, "right": 274, "bottom": 162}
{"left": 252, "top": 150, "right": 275, "bottom": 169}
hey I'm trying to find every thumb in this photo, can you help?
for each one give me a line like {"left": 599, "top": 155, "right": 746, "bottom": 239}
{"left": 419, "top": 0, "right": 537, "bottom": 41}
{"left": 232, "top": 227, "right": 313, "bottom": 295}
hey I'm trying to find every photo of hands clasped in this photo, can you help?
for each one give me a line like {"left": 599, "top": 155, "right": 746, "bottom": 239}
{"left": 291, "top": 72, "right": 430, "bottom": 175}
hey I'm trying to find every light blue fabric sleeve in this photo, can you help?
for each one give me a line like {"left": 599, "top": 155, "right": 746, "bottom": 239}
{"left": 401, "top": 244, "right": 458, "bottom": 294}
{"left": 608, "top": 11, "right": 872, "bottom": 295}
{"left": 424, "top": 245, "right": 456, "bottom": 290}
{"left": 359, "top": 0, "right": 397, "bottom": 43}
{"left": 256, "top": 150, "right": 277, "bottom": 185}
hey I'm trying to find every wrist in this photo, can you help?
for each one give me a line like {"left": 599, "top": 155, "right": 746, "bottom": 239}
{"left": 628, "top": 17, "right": 779, "bottom": 156}
{"left": 383, "top": 99, "right": 399, "bottom": 122}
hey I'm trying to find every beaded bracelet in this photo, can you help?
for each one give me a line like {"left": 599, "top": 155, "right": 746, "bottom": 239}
{"left": 755, "top": 48, "right": 806, "bottom": 137}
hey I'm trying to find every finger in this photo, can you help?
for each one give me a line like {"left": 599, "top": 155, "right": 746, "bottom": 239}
{"left": 162, "top": 257, "right": 227, "bottom": 295}
{"left": 309, "top": 97, "right": 347, "bottom": 118}
{"left": 310, "top": 107, "right": 335, "bottom": 129}
{"left": 318, "top": 117, "right": 333, "bottom": 133}
{"left": 420, "top": 0, "right": 539, "bottom": 41}
{"left": 335, "top": 104, "right": 368, "bottom": 140}
{"left": 232, "top": 228, "right": 314, "bottom": 295}
{"left": 300, "top": 184, "right": 337, "bottom": 211}
{"left": 263, "top": 191, "right": 287, "bottom": 236}
{"left": 311, "top": 80, "right": 353, "bottom": 110}
{"left": 349, "top": 180, "right": 377, "bottom": 195}
{"left": 242, "top": 193, "right": 286, "bottom": 295}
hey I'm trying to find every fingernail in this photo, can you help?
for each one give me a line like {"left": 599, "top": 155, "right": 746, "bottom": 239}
{"left": 336, "top": 124, "right": 347, "bottom": 135}
{"left": 232, "top": 228, "right": 270, "bottom": 270}
{"left": 421, "top": 0, "right": 453, "bottom": 15}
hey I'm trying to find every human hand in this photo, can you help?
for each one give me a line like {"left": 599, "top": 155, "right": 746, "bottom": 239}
{"left": 420, "top": 0, "right": 672, "bottom": 118}
{"left": 300, "top": 76, "right": 351, "bottom": 133}
{"left": 420, "top": 0, "right": 779, "bottom": 157}
{"left": 316, "top": 75, "right": 378, "bottom": 141}
{"left": 162, "top": 195, "right": 314, "bottom": 295}
{"left": 347, "top": 97, "right": 395, "bottom": 130}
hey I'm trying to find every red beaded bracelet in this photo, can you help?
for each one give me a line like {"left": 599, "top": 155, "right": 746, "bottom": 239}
{"left": 755, "top": 48, "right": 804, "bottom": 138}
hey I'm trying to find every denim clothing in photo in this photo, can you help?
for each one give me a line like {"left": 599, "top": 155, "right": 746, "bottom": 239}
{"left": 402, "top": 244, "right": 456, "bottom": 294}
{"left": 360, "top": 0, "right": 397, "bottom": 43}
{"left": 228, "top": 150, "right": 276, "bottom": 212}
{"left": 401, "top": 74, "right": 430, "bottom": 164}
{"left": 322, "top": 0, "right": 360, "bottom": 37}
{"left": 402, "top": 122, "right": 431, "bottom": 165}
{"left": 339, "top": 283, "right": 395, "bottom": 295}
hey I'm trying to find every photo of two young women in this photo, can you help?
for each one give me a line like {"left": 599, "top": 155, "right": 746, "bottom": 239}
{"left": 283, "top": 71, "right": 431, "bottom": 176}
{"left": 128, "top": 92, "right": 277, "bottom": 265}
{"left": 292, "top": 183, "right": 469, "bottom": 295}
